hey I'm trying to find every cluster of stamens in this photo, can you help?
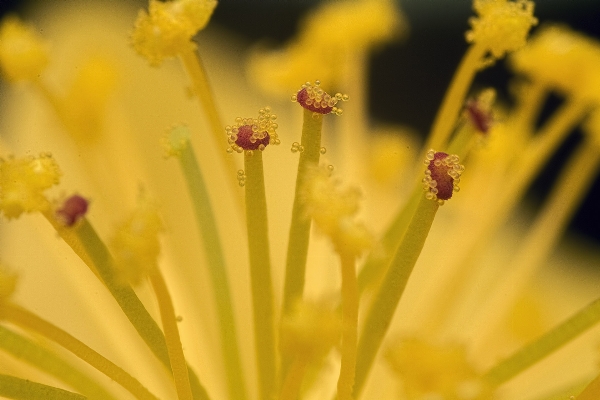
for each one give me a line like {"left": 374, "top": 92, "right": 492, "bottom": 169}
{"left": 291, "top": 81, "right": 348, "bottom": 116}
{"left": 422, "top": 150, "right": 464, "bottom": 205}
{"left": 226, "top": 107, "right": 280, "bottom": 154}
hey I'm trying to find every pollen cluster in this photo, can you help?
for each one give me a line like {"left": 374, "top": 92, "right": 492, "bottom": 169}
{"left": 131, "top": 0, "right": 217, "bottom": 66}
{"left": 423, "top": 150, "right": 464, "bottom": 204}
{"left": 110, "top": 197, "right": 163, "bottom": 285}
{"left": 301, "top": 165, "right": 372, "bottom": 256}
{"left": 291, "top": 81, "right": 347, "bottom": 116}
{"left": 466, "top": 0, "right": 537, "bottom": 62}
{"left": 226, "top": 107, "right": 280, "bottom": 154}
{"left": 386, "top": 337, "right": 491, "bottom": 400}
{"left": 280, "top": 301, "right": 341, "bottom": 362}
{"left": 0, "top": 153, "right": 61, "bottom": 219}
{"left": 510, "top": 25, "right": 600, "bottom": 103}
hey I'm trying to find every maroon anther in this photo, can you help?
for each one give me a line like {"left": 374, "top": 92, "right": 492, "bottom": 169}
{"left": 296, "top": 87, "right": 334, "bottom": 114}
{"left": 466, "top": 100, "right": 492, "bottom": 134}
{"left": 428, "top": 152, "right": 455, "bottom": 201}
{"left": 56, "top": 194, "right": 89, "bottom": 226}
{"left": 235, "top": 125, "right": 270, "bottom": 151}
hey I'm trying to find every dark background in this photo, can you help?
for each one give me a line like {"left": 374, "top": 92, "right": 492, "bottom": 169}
{"left": 2, "top": 0, "right": 600, "bottom": 242}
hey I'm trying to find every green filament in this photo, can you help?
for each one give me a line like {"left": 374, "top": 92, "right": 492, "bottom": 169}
{"left": 0, "top": 325, "right": 116, "bottom": 400}
{"left": 354, "top": 196, "right": 439, "bottom": 396}
{"left": 1, "top": 303, "right": 158, "bottom": 400}
{"left": 51, "top": 216, "right": 209, "bottom": 400}
{"left": 244, "top": 150, "right": 277, "bottom": 400}
{"left": 282, "top": 109, "right": 324, "bottom": 314}
{"left": 484, "top": 296, "right": 600, "bottom": 386}
{"left": 150, "top": 271, "right": 193, "bottom": 400}
{"left": 175, "top": 131, "right": 247, "bottom": 400}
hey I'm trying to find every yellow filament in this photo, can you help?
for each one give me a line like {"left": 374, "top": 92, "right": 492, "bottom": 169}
{"left": 149, "top": 270, "right": 193, "bottom": 400}
{"left": 1, "top": 303, "right": 159, "bottom": 400}
{"left": 424, "top": 98, "right": 590, "bottom": 336}
{"left": 469, "top": 139, "right": 600, "bottom": 356}
{"left": 424, "top": 44, "right": 487, "bottom": 154}
{"left": 338, "top": 254, "right": 359, "bottom": 400}
{"left": 576, "top": 374, "right": 600, "bottom": 400}
{"left": 244, "top": 150, "right": 277, "bottom": 400}
{"left": 279, "top": 357, "right": 307, "bottom": 400}
{"left": 283, "top": 109, "right": 324, "bottom": 314}
{"left": 178, "top": 47, "right": 242, "bottom": 208}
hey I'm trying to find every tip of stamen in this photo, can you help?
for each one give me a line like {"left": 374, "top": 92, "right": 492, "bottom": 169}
{"left": 226, "top": 108, "right": 280, "bottom": 153}
{"left": 56, "top": 194, "right": 89, "bottom": 227}
{"left": 423, "top": 150, "right": 464, "bottom": 204}
{"left": 291, "top": 81, "right": 347, "bottom": 115}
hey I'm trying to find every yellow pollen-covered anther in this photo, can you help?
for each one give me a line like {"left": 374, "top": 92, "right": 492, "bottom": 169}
{"left": 0, "top": 153, "right": 61, "bottom": 219}
{"left": 131, "top": 0, "right": 217, "bottom": 66}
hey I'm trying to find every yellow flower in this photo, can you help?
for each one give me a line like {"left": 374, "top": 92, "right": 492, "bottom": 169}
{"left": 2, "top": 1, "right": 600, "bottom": 400}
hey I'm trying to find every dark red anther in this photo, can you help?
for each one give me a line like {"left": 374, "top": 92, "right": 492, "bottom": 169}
{"left": 466, "top": 99, "right": 492, "bottom": 134}
{"left": 428, "top": 152, "right": 455, "bottom": 201}
{"left": 427, "top": 152, "right": 456, "bottom": 201}
{"left": 296, "top": 87, "right": 334, "bottom": 114}
{"left": 234, "top": 125, "right": 270, "bottom": 151}
{"left": 56, "top": 194, "right": 89, "bottom": 226}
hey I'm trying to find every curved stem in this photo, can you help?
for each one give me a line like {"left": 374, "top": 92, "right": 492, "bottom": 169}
{"left": 337, "top": 254, "right": 359, "bottom": 400}
{"left": 149, "top": 270, "right": 193, "bottom": 400}
{"left": 0, "top": 324, "right": 116, "bottom": 400}
{"left": 0, "top": 374, "right": 86, "bottom": 400}
{"left": 244, "top": 150, "right": 277, "bottom": 400}
{"left": 0, "top": 303, "right": 159, "bottom": 400}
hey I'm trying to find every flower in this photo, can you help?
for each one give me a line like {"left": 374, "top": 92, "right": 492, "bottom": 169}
{"left": 2, "top": 1, "right": 600, "bottom": 400}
